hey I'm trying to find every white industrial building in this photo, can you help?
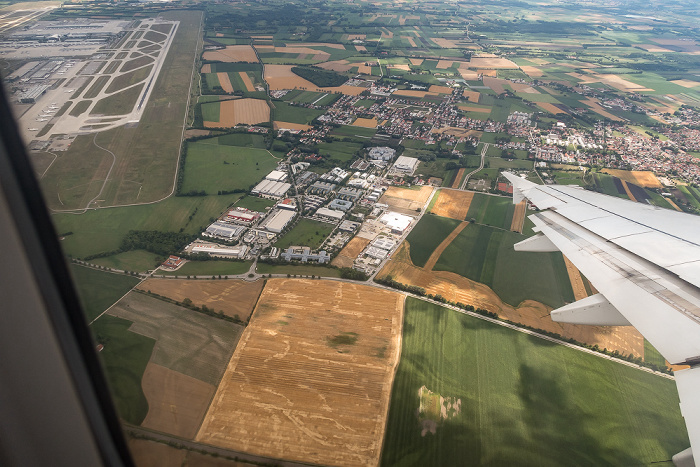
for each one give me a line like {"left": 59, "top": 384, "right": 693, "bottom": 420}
{"left": 265, "top": 170, "right": 288, "bottom": 182}
{"left": 365, "top": 246, "right": 389, "bottom": 260}
{"left": 203, "top": 222, "right": 247, "bottom": 240}
{"left": 315, "top": 207, "right": 344, "bottom": 222}
{"left": 391, "top": 155, "right": 419, "bottom": 175}
{"left": 191, "top": 244, "right": 248, "bottom": 259}
{"left": 379, "top": 211, "right": 412, "bottom": 234}
{"left": 371, "top": 236, "right": 397, "bottom": 251}
{"left": 259, "top": 209, "right": 296, "bottom": 233}
{"left": 251, "top": 179, "right": 292, "bottom": 199}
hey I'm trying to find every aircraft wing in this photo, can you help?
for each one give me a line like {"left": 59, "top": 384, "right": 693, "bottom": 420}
{"left": 503, "top": 172, "right": 700, "bottom": 466}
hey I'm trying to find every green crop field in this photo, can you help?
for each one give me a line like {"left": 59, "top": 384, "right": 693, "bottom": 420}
{"left": 382, "top": 298, "right": 689, "bottom": 466}
{"left": 216, "top": 133, "right": 268, "bottom": 149}
{"left": 70, "top": 264, "right": 140, "bottom": 321}
{"left": 435, "top": 223, "right": 574, "bottom": 308}
{"left": 316, "top": 140, "right": 362, "bottom": 163}
{"left": 106, "top": 292, "right": 244, "bottom": 385}
{"left": 275, "top": 218, "right": 335, "bottom": 250}
{"left": 405, "top": 214, "right": 463, "bottom": 268}
{"left": 158, "top": 260, "right": 252, "bottom": 276}
{"left": 465, "top": 193, "right": 515, "bottom": 229}
{"left": 592, "top": 173, "right": 627, "bottom": 198}
{"left": 53, "top": 194, "right": 242, "bottom": 259}
{"left": 91, "top": 250, "right": 162, "bottom": 273}
{"left": 91, "top": 314, "right": 154, "bottom": 425}
{"left": 180, "top": 139, "right": 279, "bottom": 194}
{"left": 272, "top": 101, "right": 325, "bottom": 124}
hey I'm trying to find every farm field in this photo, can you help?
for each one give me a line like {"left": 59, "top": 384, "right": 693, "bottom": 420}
{"left": 195, "top": 279, "right": 405, "bottom": 467}
{"left": 332, "top": 236, "right": 371, "bottom": 268}
{"left": 53, "top": 194, "right": 243, "bottom": 259}
{"left": 202, "top": 98, "right": 270, "bottom": 127}
{"left": 379, "top": 186, "right": 434, "bottom": 216}
{"left": 272, "top": 101, "right": 325, "bottom": 124}
{"left": 91, "top": 250, "right": 161, "bottom": 273}
{"left": 264, "top": 64, "right": 364, "bottom": 95}
{"left": 381, "top": 298, "right": 688, "bottom": 466}
{"left": 429, "top": 189, "right": 474, "bottom": 220}
{"left": 275, "top": 218, "right": 335, "bottom": 250}
{"left": 138, "top": 278, "right": 264, "bottom": 321}
{"left": 202, "top": 45, "right": 258, "bottom": 62}
{"left": 465, "top": 192, "right": 516, "bottom": 229}
{"left": 405, "top": 214, "right": 463, "bottom": 268}
{"left": 180, "top": 139, "right": 279, "bottom": 194}
{"left": 99, "top": 291, "right": 243, "bottom": 432}
{"left": 70, "top": 264, "right": 140, "bottom": 321}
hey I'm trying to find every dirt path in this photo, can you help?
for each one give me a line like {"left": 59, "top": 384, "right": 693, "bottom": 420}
{"left": 451, "top": 168, "right": 465, "bottom": 188}
{"left": 423, "top": 221, "right": 468, "bottom": 271}
{"left": 621, "top": 180, "right": 637, "bottom": 202}
{"left": 510, "top": 200, "right": 527, "bottom": 232}
{"left": 563, "top": 255, "right": 588, "bottom": 301}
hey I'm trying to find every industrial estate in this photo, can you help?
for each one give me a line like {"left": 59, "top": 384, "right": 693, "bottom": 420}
{"left": 2, "top": 0, "right": 699, "bottom": 464}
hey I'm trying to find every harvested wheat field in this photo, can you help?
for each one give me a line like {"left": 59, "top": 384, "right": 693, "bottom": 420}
{"left": 469, "top": 56, "right": 518, "bottom": 68}
{"left": 317, "top": 60, "right": 353, "bottom": 72}
{"left": 562, "top": 255, "right": 588, "bottom": 302}
{"left": 451, "top": 168, "right": 465, "bottom": 188}
{"left": 138, "top": 278, "right": 264, "bottom": 321}
{"left": 621, "top": 180, "right": 638, "bottom": 202}
{"left": 379, "top": 243, "right": 644, "bottom": 356}
{"left": 331, "top": 236, "right": 371, "bottom": 268}
{"left": 537, "top": 102, "right": 567, "bottom": 115}
{"left": 458, "top": 104, "right": 489, "bottom": 113}
{"left": 141, "top": 363, "right": 216, "bottom": 439}
{"left": 671, "top": 79, "right": 700, "bottom": 88}
{"left": 204, "top": 98, "right": 270, "bottom": 127}
{"left": 510, "top": 199, "right": 527, "bottom": 233}
{"left": 239, "top": 71, "right": 255, "bottom": 92}
{"left": 601, "top": 169, "right": 662, "bottom": 188}
{"left": 436, "top": 60, "right": 456, "bottom": 69}
{"left": 595, "top": 74, "right": 653, "bottom": 92}
{"left": 429, "top": 84, "right": 453, "bottom": 94}
{"left": 355, "top": 45, "right": 367, "bottom": 52}
{"left": 128, "top": 439, "right": 187, "bottom": 467}
{"left": 353, "top": 117, "right": 378, "bottom": 128}
{"left": 201, "top": 63, "right": 211, "bottom": 73}
{"left": 273, "top": 121, "right": 312, "bottom": 131}
{"left": 402, "top": 36, "right": 417, "bottom": 47}
{"left": 380, "top": 186, "right": 433, "bottom": 215}
{"left": 264, "top": 65, "right": 363, "bottom": 95}
{"left": 196, "top": 279, "right": 405, "bottom": 467}
{"left": 520, "top": 65, "right": 543, "bottom": 77}
{"left": 217, "top": 72, "right": 234, "bottom": 93}
{"left": 409, "top": 58, "right": 424, "bottom": 66}
{"left": 431, "top": 189, "right": 474, "bottom": 220}
{"left": 431, "top": 37, "right": 459, "bottom": 48}
{"left": 462, "top": 90, "right": 481, "bottom": 102}
{"left": 203, "top": 45, "right": 258, "bottom": 63}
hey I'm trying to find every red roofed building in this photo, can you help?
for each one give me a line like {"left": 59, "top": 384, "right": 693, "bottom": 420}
{"left": 162, "top": 255, "right": 184, "bottom": 269}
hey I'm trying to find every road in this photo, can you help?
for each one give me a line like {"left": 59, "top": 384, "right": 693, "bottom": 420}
{"left": 460, "top": 142, "right": 489, "bottom": 190}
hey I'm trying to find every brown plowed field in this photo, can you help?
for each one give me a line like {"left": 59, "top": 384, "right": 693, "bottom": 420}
{"left": 264, "top": 65, "right": 364, "bottom": 95}
{"left": 510, "top": 200, "right": 527, "bottom": 232}
{"left": 430, "top": 189, "right": 474, "bottom": 220}
{"left": 239, "top": 71, "right": 255, "bottom": 92}
{"left": 537, "top": 102, "right": 567, "bottom": 115}
{"left": 138, "top": 278, "right": 263, "bottom": 321}
{"left": 141, "top": 363, "right": 216, "bottom": 438}
{"left": 196, "top": 279, "right": 404, "bottom": 467}
{"left": 451, "top": 168, "right": 465, "bottom": 188}
{"left": 380, "top": 186, "right": 433, "bottom": 215}
{"left": 601, "top": 169, "right": 663, "bottom": 188}
{"left": 218, "top": 72, "right": 234, "bottom": 93}
{"left": 331, "top": 236, "right": 371, "bottom": 268}
{"left": 423, "top": 221, "right": 468, "bottom": 271}
{"left": 562, "top": 255, "right": 588, "bottom": 302}
{"left": 203, "top": 45, "right": 258, "bottom": 63}
{"left": 379, "top": 243, "right": 644, "bottom": 356}
{"left": 204, "top": 98, "right": 270, "bottom": 127}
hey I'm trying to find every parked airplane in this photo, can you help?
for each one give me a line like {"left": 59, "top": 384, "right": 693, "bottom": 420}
{"left": 504, "top": 172, "right": 700, "bottom": 467}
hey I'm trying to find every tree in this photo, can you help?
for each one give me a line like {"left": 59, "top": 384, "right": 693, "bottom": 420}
{"left": 182, "top": 298, "right": 193, "bottom": 307}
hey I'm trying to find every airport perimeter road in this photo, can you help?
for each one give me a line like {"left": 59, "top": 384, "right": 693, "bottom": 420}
{"left": 460, "top": 142, "right": 489, "bottom": 190}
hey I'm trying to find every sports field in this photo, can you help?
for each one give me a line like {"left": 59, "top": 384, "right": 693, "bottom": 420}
{"left": 196, "top": 279, "right": 404, "bottom": 466}
{"left": 180, "top": 139, "right": 279, "bottom": 194}
{"left": 138, "top": 278, "right": 264, "bottom": 321}
{"left": 381, "top": 298, "right": 688, "bottom": 466}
